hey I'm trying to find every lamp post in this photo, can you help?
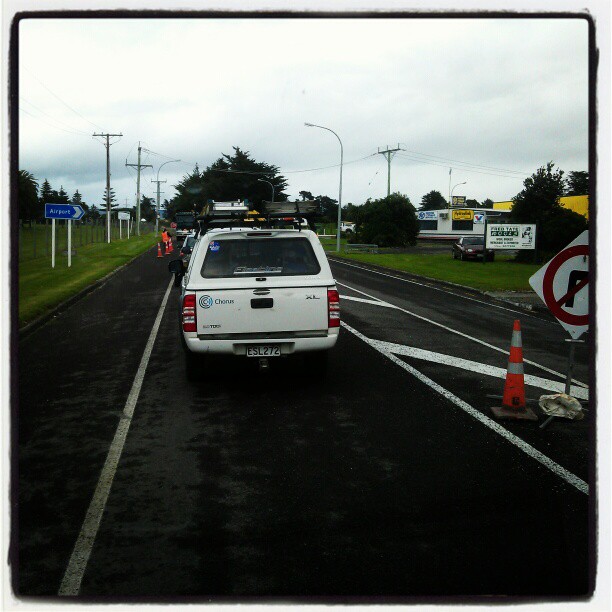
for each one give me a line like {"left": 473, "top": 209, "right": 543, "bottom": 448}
{"left": 257, "top": 178, "right": 275, "bottom": 202}
{"left": 450, "top": 181, "right": 467, "bottom": 207}
{"left": 305, "top": 122, "right": 343, "bottom": 252}
{"left": 154, "top": 159, "right": 180, "bottom": 234}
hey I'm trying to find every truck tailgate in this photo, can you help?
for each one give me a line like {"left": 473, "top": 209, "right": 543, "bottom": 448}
{"left": 195, "top": 286, "right": 329, "bottom": 335}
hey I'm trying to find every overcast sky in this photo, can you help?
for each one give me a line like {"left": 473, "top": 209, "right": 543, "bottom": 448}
{"left": 18, "top": 16, "right": 589, "bottom": 211}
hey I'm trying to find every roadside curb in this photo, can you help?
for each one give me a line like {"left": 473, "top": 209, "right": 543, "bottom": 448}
{"left": 327, "top": 255, "right": 549, "bottom": 316}
{"left": 19, "top": 246, "right": 156, "bottom": 339}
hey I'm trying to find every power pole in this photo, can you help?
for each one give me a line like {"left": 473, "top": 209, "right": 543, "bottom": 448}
{"left": 377, "top": 144, "right": 402, "bottom": 197}
{"left": 125, "top": 142, "right": 152, "bottom": 236}
{"left": 151, "top": 179, "right": 166, "bottom": 234}
{"left": 93, "top": 132, "right": 123, "bottom": 243}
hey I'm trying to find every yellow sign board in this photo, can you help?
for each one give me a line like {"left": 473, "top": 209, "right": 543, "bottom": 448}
{"left": 452, "top": 209, "right": 474, "bottom": 221}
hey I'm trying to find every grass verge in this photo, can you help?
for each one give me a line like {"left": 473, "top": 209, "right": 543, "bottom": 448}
{"left": 18, "top": 233, "right": 159, "bottom": 327}
{"left": 331, "top": 252, "right": 540, "bottom": 292}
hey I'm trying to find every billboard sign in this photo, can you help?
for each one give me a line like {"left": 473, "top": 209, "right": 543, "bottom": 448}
{"left": 486, "top": 224, "right": 536, "bottom": 249}
{"left": 452, "top": 209, "right": 473, "bottom": 221}
{"left": 417, "top": 210, "right": 438, "bottom": 221}
{"left": 451, "top": 195, "right": 466, "bottom": 207}
{"left": 473, "top": 212, "right": 485, "bottom": 224}
{"left": 118, "top": 212, "right": 130, "bottom": 221}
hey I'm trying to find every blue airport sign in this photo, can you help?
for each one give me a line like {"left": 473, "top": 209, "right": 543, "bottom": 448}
{"left": 44, "top": 204, "right": 85, "bottom": 220}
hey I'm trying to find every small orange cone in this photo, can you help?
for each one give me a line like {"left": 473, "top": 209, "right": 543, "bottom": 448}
{"left": 168, "top": 238, "right": 174, "bottom": 254}
{"left": 491, "top": 320, "right": 537, "bottom": 421}
{"left": 157, "top": 243, "right": 163, "bottom": 258}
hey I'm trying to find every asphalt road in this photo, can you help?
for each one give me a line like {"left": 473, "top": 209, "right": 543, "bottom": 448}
{"left": 15, "top": 247, "right": 594, "bottom": 601}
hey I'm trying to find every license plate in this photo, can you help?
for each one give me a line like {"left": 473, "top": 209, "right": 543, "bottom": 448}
{"left": 246, "top": 345, "right": 281, "bottom": 357}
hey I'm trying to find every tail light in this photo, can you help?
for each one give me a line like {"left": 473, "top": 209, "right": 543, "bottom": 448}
{"left": 182, "top": 294, "right": 197, "bottom": 332}
{"left": 327, "top": 288, "right": 340, "bottom": 328}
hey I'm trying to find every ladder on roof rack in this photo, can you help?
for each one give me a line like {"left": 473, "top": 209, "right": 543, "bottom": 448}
{"left": 195, "top": 200, "right": 320, "bottom": 235}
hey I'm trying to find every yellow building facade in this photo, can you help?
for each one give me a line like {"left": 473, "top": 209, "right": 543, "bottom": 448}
{"left": 493, "top": 195, "right": 589, "bottom": 220}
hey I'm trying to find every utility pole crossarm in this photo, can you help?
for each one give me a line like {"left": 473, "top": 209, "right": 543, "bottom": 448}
{"left": 377, "top": 143, "right": 403, "bottom": 197}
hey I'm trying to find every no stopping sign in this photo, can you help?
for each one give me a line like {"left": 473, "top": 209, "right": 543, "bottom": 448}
{"left": 529, "top": 231, "right": 589, "bottom": 339}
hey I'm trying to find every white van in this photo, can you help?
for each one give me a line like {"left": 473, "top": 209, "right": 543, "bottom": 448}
{"left": 170, "top": 202, "right": 340, "bottom": 377}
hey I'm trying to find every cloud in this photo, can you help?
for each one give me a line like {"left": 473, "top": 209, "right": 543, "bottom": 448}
{"left": 18, "top": 16, "right": 589, "bottom": 208}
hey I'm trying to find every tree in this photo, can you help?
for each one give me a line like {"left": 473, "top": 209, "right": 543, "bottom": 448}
{"left": 342, "top": 202, "right": 359, "bottom": 222}
{"left": 167, "top": 148, "right": 290, "bottom": 217}
{"left": 57, "top": 186, "right": 70, "bottom": 203}
{"left": 140, "top": 195, "right": 156, "bottom": 222}
{"left": 566, "top": 170, "right": 589, "bottom": 196}
{"left": 354, "top": 193, "right": 418, "bottom": 247}
{"left": 299, "top": 190, "right": 314, "bottom": 201}
{"left": 72, "top": 190, "right": 89, "bottom": 213}
{"left": 102, "top": 187, "right": 117, "bottom": 209}
{"left": 511, "top": 162, "right": 586, "bottom": 257}
{"left": 18, "top": 170, "right": 40, "bottom": 221}
{"left": 419, "top": 190, "right": 447, "bottom": 211}
{"left": 86, "top": 204, "right": 101, "bottom": 222}
{"left": 466, "top": 198, "right": 479, "bottom": 208}
{"left": 39, "top": 179, "right": 53, "bottom": 205}
{"left": 316, "top": 195, "right": 338, "bottom": 222}
{"left": 481, "top": 198, "right": 494, "bottom": 208}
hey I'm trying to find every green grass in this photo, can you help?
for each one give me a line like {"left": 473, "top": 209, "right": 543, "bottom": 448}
{"left": 18, "top": 232, "right": 159, "bottom": 327}
{"left": 332, "top": 252, "right": 540, "bottom": 291}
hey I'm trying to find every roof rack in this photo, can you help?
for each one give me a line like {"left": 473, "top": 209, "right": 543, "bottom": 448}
{"left": 195, "top": 200, "right": 320, "bottom": 235}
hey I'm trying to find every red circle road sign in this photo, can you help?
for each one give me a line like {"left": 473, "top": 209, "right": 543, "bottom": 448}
{"left": 542, "top": 244, "right": 589, "bottom": 326}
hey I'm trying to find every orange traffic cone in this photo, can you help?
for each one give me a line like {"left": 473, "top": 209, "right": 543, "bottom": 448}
{"left": 164, "top": 240, "right": 170, "bottom": 255}
{"left": 157, "top": 243, "right": 163, "bottom": 258}
{"left": 168, "top": 238, "right": 174, "bottom": 253}
{"left": 491, "top": 320, "right": 537, "bottom": 421}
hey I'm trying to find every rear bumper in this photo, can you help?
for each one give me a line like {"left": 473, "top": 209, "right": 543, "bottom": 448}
{"left": 184, "top": 330, "right": 339, "bottom": 355}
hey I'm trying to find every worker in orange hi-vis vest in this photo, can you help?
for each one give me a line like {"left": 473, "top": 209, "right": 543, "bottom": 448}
{"left": 161, "top": 228, "right": 169, "bottom": 251}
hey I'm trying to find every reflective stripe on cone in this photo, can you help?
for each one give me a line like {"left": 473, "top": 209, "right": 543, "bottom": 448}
{"left": 491, "top": 320, "right": 538, "bottom": 421}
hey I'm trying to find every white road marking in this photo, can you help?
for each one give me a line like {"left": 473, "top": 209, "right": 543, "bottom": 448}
{"left": 370, "top": 338, "right": 589, "bottom": 400}
{"left": 338, "top": 281, "right": 588, "bottom": 389}
{"left": 341, "top": 321, "right": 589, "bottom": 496}
{"left": 331, "top": 256, "right": 552, "bottom": 321}
{"left": 58, "top": 277, "right": 175, "bottom": 596}
{"left": 340, "top": 294, "right": 398, "bottom": 308}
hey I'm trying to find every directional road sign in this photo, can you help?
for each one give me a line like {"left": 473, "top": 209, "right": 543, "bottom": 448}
{"left": 529, "top": 230, "right": 589, "bottom": 339}
{"left": 44, "top": 204, "right": 85, "bottom": 220}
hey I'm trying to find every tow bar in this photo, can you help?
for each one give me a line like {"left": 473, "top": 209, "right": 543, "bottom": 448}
{"left": 258, "top": 358, "right": 270, "bottom": 372}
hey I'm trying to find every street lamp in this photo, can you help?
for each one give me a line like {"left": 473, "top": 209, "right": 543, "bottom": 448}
{"left": 305, "top": 122, "right": 343, "bottom": 252}
{"left": 450, "top": 181, "right": 467, "bottom": 208}
{"left": 257, "top": 178, "right": 275, "bottom": 202}
{"left": 154, "top": 159, "right": 180, "bottom": 233}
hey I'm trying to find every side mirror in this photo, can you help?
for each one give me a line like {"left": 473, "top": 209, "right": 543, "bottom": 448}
{"left": 168, "top": 259, "right": 184, "bottom": 274}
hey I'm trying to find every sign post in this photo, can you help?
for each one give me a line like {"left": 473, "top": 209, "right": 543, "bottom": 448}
{"left": 51, "top": 218, "right": 56, "bottom": 269}
{"left": 529, "top": 231, "right": 589, "bottom": 428}
{"left": 44, "top": 204, "right": 85, "bottom": 268}
{"left": 67, "top": 220, "right": 72, "bottom": 267}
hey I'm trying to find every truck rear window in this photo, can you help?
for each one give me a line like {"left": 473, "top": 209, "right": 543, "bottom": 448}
{"left": 200, "top": 237, "right": 321, "bottom": 278}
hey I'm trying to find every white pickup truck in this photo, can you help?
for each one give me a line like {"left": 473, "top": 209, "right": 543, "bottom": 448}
{"left": 171, "top": 217, "right": 340, "bottom": 378}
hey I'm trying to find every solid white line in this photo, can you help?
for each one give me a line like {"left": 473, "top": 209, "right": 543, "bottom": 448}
{"left": 371, "top": 338, "right": 589, "bottom": 401}
{"left": 341, "top": 321, "right": 589, "bottom": 496}
{"left": 330, "top": 256, "right": 551, "bottom": 321}
{"left": 58, "top": 277, "right": 175, "bottom": 596}
{"left": 337, "top": 281, "right": 588, "bottom": 389}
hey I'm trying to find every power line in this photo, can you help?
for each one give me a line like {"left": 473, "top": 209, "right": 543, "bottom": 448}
{"left": 397, "top": 144, "right": 529, "bottom": 176}
{"left": 24, "top": 66, "right": 105, "bottom": 131}
{"left": 19, "top": 107, "right": 90, "bottom": 137}
{"left": 20, "top": 97, "right": 91, "bottom": 135}
{"left": 396, "top": 153, "right": 526, "bottom": 179}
